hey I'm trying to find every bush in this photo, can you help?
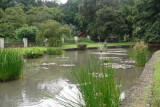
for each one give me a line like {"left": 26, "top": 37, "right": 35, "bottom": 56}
{"left": 0, "top": 49, "right": 23, "bottom": 82}
{"left": 47, "top": 47, "right": 64, "bottom": 55}
{"left": 78, "top": 37, "right": 94, "bottom": 43}
{"left": 24, "top": 48, "right": 44, "bottom": 58}
{"left": 16, "top": 26, "right": 39, "bottom": 42}
{"left": 47, "top": 38, "right": 62, "bottom": 47}
{"left": 133, "top": 42, "right": 148, "bottom": 66}
{"left": 77, "top": 43, "right": 87, "bottom": 50}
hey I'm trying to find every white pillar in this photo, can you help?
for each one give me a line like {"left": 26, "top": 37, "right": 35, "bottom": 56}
{"left": 62, "top": 37, "right": 64, "bottom": 44}
{"left": 74, "top": 36, "right": 78, "bottom": 43}
{"left": 0, "top": 38, "right": 4, "bottom": 48}
{"left": 87, "top": 35, "right": 90, "bottom": 40}
{"left": 23, "top": 38, "right": 28, "bottom": 48}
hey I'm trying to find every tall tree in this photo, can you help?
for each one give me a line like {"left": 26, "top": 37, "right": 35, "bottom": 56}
{"left": 26, "top": 7, "right": 64, "bottom": 26}
{"left": 133, "top": 0, "right": 160, "bottom": 42}
{"left": 0, "top": 7, "right": 27, "bottom": 38}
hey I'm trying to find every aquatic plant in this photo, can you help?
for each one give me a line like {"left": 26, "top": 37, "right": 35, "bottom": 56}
{"left": 47, "top": 47, "right": 64, "bottom": 55}
{"left": 0, "top": 49, "right": 23, "bottom": 82}
{"left": 102, "top": 58, "right": 111, "bottom": 63}
{"left": 133, "top": 42, "right": 148, "bottom": 66}
{"left": 57, "top": 59, "right": 121, "bottom": 107}
{"left": 24, "top": 48, "right": 44, "bottom": 58}
{"left": 77, "top": 43, "right": 87, "bottom": 50}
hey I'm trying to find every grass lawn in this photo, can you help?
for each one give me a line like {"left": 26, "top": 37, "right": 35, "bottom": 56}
{"left": 63, "top": 42, "right": 135, "bottom": 49}
{"left": 15, "top": 42, "right": 135, "bottom": 53}
{"left": 151, "top": 52, "right": 160, "bottom": 107}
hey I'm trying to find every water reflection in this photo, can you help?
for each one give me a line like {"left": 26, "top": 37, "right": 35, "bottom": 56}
{"left": 0, "top": 48, "right": 144, "bottom": 107}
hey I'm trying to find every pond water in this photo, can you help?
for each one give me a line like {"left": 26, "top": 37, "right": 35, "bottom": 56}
{"left": 0, "top": 48, "right": 144, "bottom": 107}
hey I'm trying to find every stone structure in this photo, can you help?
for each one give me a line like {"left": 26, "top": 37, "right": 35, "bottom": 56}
{"left": 0, "top": 38, "right": 4, "bottom": 48}
{"left": 23, "top": 38, "right": 28, "bottom": 48}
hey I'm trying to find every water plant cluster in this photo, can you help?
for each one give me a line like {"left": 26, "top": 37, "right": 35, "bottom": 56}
{"left": 0, "top": 49, "right": 23, "bottom": 82}
{"left": 24, "top": 48, "right": 44, "bottom": 58}
{"left": 47, "top": 47, "right": 64, "bottom": 55}
{"left": 133, "top": 42, "right": 148, "bottom": 66}
{"left": 77, "top": 43, "right": 87, "bottom": 50}
{"left": 58, "top": 59, "right": 120, "bottom": 107}
{"left": 128, "top": 42, "right": 148, "bottom": 66}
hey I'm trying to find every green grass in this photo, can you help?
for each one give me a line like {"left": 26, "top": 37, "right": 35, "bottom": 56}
{"left": 47, "top": 47, "right": 64, "bottom": 55}
{"left": 62, "top": 42, "right": 135, "bottom": 49}
{"left": 57, "top": 59, "right": 121, "bottom": 107}
{"left": 0, "top": 49, "right": 23, "bottom": 82}
{"left": 11, "top": 42, "right": 135, "bottom": 54}
{"left": 151, "top": 52, "right": 160, "bottom": 107}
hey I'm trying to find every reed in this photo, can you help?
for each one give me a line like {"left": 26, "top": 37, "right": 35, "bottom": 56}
{"left": 133, "top": 42, "right": 148, "bottom": 66}
{"left": 0, "top": 49, "right": 23, "bottom": 82}
{"left": 47, "top": 47, "right": 64, "bottom": 55}
{"left": 57, "top": 59, "right": 121, "bottom": 107}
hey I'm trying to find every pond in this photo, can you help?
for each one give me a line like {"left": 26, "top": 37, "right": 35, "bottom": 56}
{"left": 0, "top": 48, "right": 144, "bottom": 107}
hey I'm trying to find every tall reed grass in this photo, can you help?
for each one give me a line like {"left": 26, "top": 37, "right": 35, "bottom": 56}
{"left": 0, "top": 49, "right": 23, "bottom": 82}
{"left": 133, "top": 42, "right": 148, "bottom": 66}
{"left": 57, "top": 59, "right": 121, "bottom": 107}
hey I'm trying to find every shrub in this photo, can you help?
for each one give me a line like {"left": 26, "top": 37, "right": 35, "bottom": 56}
{"left": 77, "top": 43, "right": 87, "bottom": 50}
{"left": 47, "top": 47, "right": 64, "bottom": 55}
{"left": 78, "top": 37, "right": 94, "bottom": 43}
{"left": 16, "top": 26, "right": 39, "bottom": 42}
{"left": 57, "top": 59, "right": 120, "bottom": 106}
{"left": 47, "top": 38, "right": 62, "bottom": 47}
{"left": 36, "top": 20, "right": 71, "bottom": 47}
{"left": 133, "top": 42, "right": 148, "bottom": 66}
{"left": 0, "top": 49, "right": 23, "bottom": 82}
{"left": 24, "top": 48, "right": 44, "bottom": 58}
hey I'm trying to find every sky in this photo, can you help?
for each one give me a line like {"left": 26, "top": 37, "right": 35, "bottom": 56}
{"left": 47, "top": 0, "right": 68, "bottom": 4}
{"left": 58, "top": 0, "right": 68, "bottom": 4}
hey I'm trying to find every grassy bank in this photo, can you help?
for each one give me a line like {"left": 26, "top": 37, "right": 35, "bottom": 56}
{"left": 151, "top": 52, "right": 160, "bottom": 107}
{"left": 18, "top": 42, "right": 135, "bottom": 53}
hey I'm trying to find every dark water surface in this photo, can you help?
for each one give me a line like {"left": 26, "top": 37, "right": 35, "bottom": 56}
{"left": 0, "top": 48, "right": 144, "bottom": 107}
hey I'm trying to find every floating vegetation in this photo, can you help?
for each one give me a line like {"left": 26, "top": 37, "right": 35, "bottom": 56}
{"left": 104, "top": 63, "right": 134, "bottom": 69}
{"left": 47, "top": 47, "right": 64, "bottom": 55}
{"left": 41, "top": 63, "right": 56, "bottom": 66}
{"left": 59, "top": 64, "right": 76, "bottom": 67}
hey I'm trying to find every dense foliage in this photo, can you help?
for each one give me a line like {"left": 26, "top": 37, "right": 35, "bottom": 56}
{"left": 16, "top": 26, "right": 38, "bottom": 42}
{"left": 36, "top": 20, "right": 71, "bottom": 47}
{"left": 133, "top": 0, "right": 160, "bottom": 42}
{"left": 0, "top": 0, "right": 159, "bottom": 43}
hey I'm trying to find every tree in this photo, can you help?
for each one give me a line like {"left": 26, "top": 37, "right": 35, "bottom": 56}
{"left": 16, "top": 26, "right": 39, "bottom": 42}
{"left": 133, "top": 0, "right": 160, "bottom": 42}
{"left": 2, "top": 7, "right": 27, "bottom": 29}
{"left": 0, "top": 7, "right": 27, "bottom": 38}
{"left": 26, "top": 7, "right": 64, "bottom": 26}
{"left": 36, "top": 20, "right": 71, "bottom": 47}
{"left": 119, "top": 0, "right": 135, "bottom": 39}
{"left": 0, "top": 8, "right": 4, "bottom": 20}
{"left": 96, "top": 6, "right": 127, "bottom": 40}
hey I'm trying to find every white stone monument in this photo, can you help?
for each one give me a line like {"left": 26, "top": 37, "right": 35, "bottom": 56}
{"left": 62, "top": 37, "right": 64, "bottom": 44}
{"left": 87, "top": 35, "right": 90, "bottom": 40}
{"left": 0, "top": 38, "right": 4, "bottom": 48}
{"left": 74, "top": 36, "right": 78, "bottom": 43}
{"left": 23, "top": 38, "right": 28, "bottom": 48}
